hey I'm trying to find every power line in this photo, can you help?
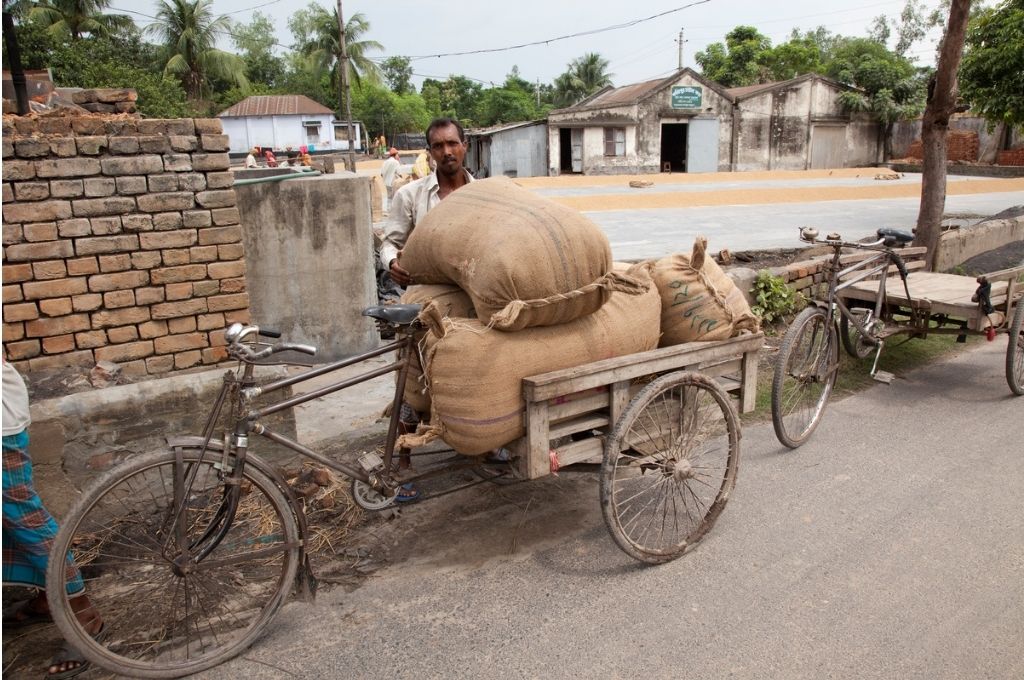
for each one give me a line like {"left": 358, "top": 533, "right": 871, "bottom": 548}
{"left": 404, "top": 0, "right": 715, "bottom": 60}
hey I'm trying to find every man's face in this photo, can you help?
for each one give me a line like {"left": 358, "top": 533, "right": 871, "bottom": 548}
{"left": 428, "top": 124, "right": 466, "bottom": 177}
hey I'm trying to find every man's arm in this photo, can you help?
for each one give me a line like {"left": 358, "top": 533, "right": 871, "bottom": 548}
{"left": 379, "top": 183, "right": 415, "bottom": 270}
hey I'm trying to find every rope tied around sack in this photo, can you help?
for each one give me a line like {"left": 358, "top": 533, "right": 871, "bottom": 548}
{"left": 488, "top": 270, "right": 650, "bottom": 330}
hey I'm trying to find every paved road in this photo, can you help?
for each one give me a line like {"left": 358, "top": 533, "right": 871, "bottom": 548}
{"left": 202, "top": 339, "right": 1023, "bottom": 680}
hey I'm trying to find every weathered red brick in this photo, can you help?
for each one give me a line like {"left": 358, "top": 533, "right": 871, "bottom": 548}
{"left": 122, "top": 214, "right": 154, "bottom": 232}
{"left": 25, "top": 313, "right": 90, "bottom": 337}
{"left": 42, "top": 334, "right": 76, "bottom": 354}
{"left": 4, "top": 302, "right": 39, "bottom": 322}
{"left": 137, "top": 192, "right": 195, "bottom": 213}
{"left": 197, "top": 312, "right": 225, "bottom": 331}
{"left": 151, "top": 299, "right": 208, "bottom": 319}
{"left": 99, "top": 155, "right": 163, "bottom": 176}
{"left": 167, "top": 316, "right": 197, "bottom": 334}
{"left": 3, "top": 200, "right": 72, "bottom": 223}
{"left": 72, "top": 197, "right": 137, "bottom": 217}
{"left": 3, "top": 263, "right": 33, "bottom": 282}
{"left": 35, "top": 158, "right": 101, "bottom": 178}
{"left": 151, "top": 264, "right": 206, "bottom": 284}
{"left": 3, "top": 223, "right": 23, "bottom": 245}
{"left": 201, "top": 346, "right": 228, "bottom": 364}
{"left": 49, "top": 138, "right": 77, "bottom": 158}
{"left": 205, "top": 172, "right": 234, "bottom": 189}
{"left": 83, "top": 177, "right": 116, "bottom": 197}
{"left": 66, "top": 257, "right": 99, "bottom": 275}
{"left": 5, "top": 160, "right": 36, "bottom": 180}
{"left": 206, "top": 293, "right": 249, "bottom": 312}
{"left": 31, "top": 260, "right": 67, "bottom": 281}
{"left": 57, "top": 218, "right": 91, "bottom": 238}
{"left": 5, "top": 339, "right": 41, "bottom": 360}
{"left": 164, "top": 282, "right": 193, "bottom": 300}
{"left": 206, "top": 260, "right": 245, "bottom": 279}
{"left": 138, "top": 320, "right": 169, "bottom": 339}
{"left": 178, "top": 173, "right": 206, "bottom": 191}
{"left": 75, "top": 330, "right": 107, "bottom": 348}
{"left": 3, "top": 321, "right": 25, "bottom": 341}
{"left": 71, "top": 293, "right": 102, "bottom": 312}
{"left": 182, "top": 210, "right": 212, "bottom": 228}
{"left": 193, "top": 119, "right": 223, "bottom": 135}
{"left": 199, "top": 134, "right": 230, "bottom": 152}
{"left": 75, "top": 234, "right": 139, "bottom": 255}
{"left": 13, "top": 182, "right": 50, "bottom": 201}
{"left": 223, "top": 309, "right": 251, "bottom": 325}
{"left": 49, "top": 179, "right": 85, "bottom": 198}
{"left": 3, "top": 284, "right": 23, "bottom": 303}
{"left": 134, "top": 286, "right": 165, "bottom": 305}
{"left": 98, "top": 253, "right": 132, "bottom": 273}
{"left": 38, "top": 297, "right": 72, "bottom": 317}
{"left": 140, "top": 230, "right": 197, "bottom": 250}
{"left": 131, "top": 251, "right": 162, "bottom": 269}
{"left": 197, "top": 226, "right": 240, "bottom": 246}
{"left": 152, "top": 212, "right": 183, "bottom": 231}
{"left": 146, "top": 355, "right": 175, "bottom": 373}
{"left": 107, "top": 136, "right": 140, "bottom": 154}
{"left": 75, "top": 136, "right": 108, "bottom": 155}
{"left": 168, "top": 138, "right": 197, "bottom": 153}
{"left": 22, "top": 222, "right": 57, "bottom": 242}
{"left": 191, "top": 153, "right": 230, "bottom": 172}
{"left": 219, "top": 277, "right": 247, "bottom": 294}
{"left": 147, "top": 174, "right": 179, "bottom": 193}
{"left": 161, "top": 249, "right": 190, "bottom": 266}
{"left": 27, "top": 349, "right": 95, "bottom": 371}
{"left": 188, "top": 245, "right": 218, "bottom": 262}
{"left": 115, "top": 176, "right": 148, "bottom": 195}
{"left": 174, "top": 350, "right": 203, "bottom": 369}
{"left": 14, "top": 138, "right": 51, "bottom": 158}
{"left": 195, "top": 190, "right": 236, "bottom": 209}
{"left": 106, "top": 325, "right": 139, "bottom": 343}
{"left": 23, "top": 277, "right": 88, "bottom": 300}
{"left": 5, "top": 240, "right": 75, "bottom": 261}
{"left": 103, "top": 289, "right": 136, "bottom": 308}
{"left": 210, "top": 207, "right": 241, "bottom": 226}
{"left": 94, "top": 340, "right": 154, "bottom": 363}
{"left": 88, "top": 270, "right": 149, "bottom": 292}
{"left": 91, "top": 307, "right": 150, "bottom": 328}
{"left": 71, "top": 118, "right": 106, "bottom": 135}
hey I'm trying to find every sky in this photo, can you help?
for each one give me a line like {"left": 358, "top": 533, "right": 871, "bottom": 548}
{"left": 109, "top": 0, "right": 951, "bottom": 89}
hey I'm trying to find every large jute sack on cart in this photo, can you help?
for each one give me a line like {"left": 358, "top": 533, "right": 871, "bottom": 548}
{"left": 398, "top": 284, "right": 475, "bottom": 414}
{"left": 399, "top": 176, "right": 647, "bottom": 331}
{"left": 398, "top": 272, "right": 661, "bottom": 455}
{"left": 649, "top": 236, "right": 760, "bottom": 346}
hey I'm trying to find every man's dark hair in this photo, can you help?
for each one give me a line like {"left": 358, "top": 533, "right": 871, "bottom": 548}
{"left": 425, "top": 117, "right": 465, "bottom": 144}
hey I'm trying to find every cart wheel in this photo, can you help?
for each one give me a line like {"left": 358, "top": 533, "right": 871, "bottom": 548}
{"left": 840, "top": 308, "right": 877, "bottom": 359}
{"left": 600, "top": 372, "right": 739, "bottom": 564}
{"left": 771, "top": 305, "right": 838, "bottom": 448}
{"left": 1007, "top": 300, "right": 1024, "bottom": 396}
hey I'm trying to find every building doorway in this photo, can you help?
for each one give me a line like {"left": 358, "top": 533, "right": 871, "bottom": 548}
{"left": 661, "top": 123, "right": 688, "bottom": 172}
{"left": 559, "top": 128, "right": 583, "bottom": 174}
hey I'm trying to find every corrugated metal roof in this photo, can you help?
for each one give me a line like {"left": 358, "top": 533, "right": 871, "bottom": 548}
{"left": 584, "top": 76, "right": 673, "bottom": 108}
{"left": 218, "top": 95, "right": 334, "bottom": 118}
{"left": 724, "top": 82, "right": 779, "bottom": 99}
{"left": 467, "top": 119, "right": 546, "bottom": 136}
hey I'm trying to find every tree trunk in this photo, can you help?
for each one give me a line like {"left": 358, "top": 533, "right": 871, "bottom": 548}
{"left": 915, "top": 0, "right": 971, "bottom": 271}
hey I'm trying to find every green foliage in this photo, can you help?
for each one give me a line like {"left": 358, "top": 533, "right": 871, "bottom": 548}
{"left": 695, "top": 26, "right": 772, "bottom": 87}
{"left": 381, "top": 56, "right": 413, "bottom": 95}
{"left": 29, "top": 0, "right": 134, "bottom": 41}
{"left": 231, "top": 11, "right": 284, "bottom": 88}
{"left": 477, "top": 87, "right": 539, "bottom": 126}
{"left": 868, "top": 0, "right": 943, "bottom": 56}
{"left": 352, "top": 81, "right": 430, "bottom": 138}
{"left": 421, "top": 75, "right": 484, "bottom": 126}
{"left": 290, "top": 3, "right": 382, "bottom": 89}
{"left": 960, "top": 0, "right": 1024, "bottom": 129}
{"left": 552, "top": 52, "right": 612, "bottom": 107}
{"left": 751, "top": 270, "right": 799, "bottom": 324}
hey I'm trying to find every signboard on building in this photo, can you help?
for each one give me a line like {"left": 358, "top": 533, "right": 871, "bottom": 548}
{"left": 671, "top": 86, "right": 702, "bottom": 109}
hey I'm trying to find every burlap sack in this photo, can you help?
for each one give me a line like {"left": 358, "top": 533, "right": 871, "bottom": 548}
{"left": 398, "top": 272, "right": 661, "bottom": 455}
{"left": 651, "top": 236, "right": 760, "bottom": 346}
{"left": 399, "top": 176, "right": 646, "bottom": 331}
{"left": 398, "top": 284, "right": 475, "bottom": 414}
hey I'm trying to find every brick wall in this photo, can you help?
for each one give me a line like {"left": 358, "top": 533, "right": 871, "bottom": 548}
{"left": 2, "top": 114, "right": 250, "bottom": 376}
{"left": 996, "top": 148, "right": 1024, "bottom": 166}
{"left": 903, "top": 130, "right": 979, "bottom": 162}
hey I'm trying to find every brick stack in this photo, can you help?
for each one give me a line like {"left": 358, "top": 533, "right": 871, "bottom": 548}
{"left": 2, "top": 114, "right": 250, "bottom": 376}
{"left": 904, "top": 130, "right": 979, "bottom": 162}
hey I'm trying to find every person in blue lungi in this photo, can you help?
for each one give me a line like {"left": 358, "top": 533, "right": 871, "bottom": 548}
{"left": 3, "top": 362, "right": 104, "bottom": 678}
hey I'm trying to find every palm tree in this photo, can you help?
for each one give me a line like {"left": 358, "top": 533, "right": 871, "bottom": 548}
{"left": 146, "top": 0, "right": 247, "bottom": 100}
{"left": 28, "top": 0, "right": 135, "bottom": 41}
{"left": 553, "top": 52, "right": 613, "bottom": 107}
{"left": 296, "top": 7, "right": 382, "bottom": 89}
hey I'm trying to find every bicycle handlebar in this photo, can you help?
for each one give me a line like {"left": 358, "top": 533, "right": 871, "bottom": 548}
{"left": 224, "top": 323, "right": 318, "bottom": 363}
{"left": 799, "top": 227, "right": 886, "bottom": 250}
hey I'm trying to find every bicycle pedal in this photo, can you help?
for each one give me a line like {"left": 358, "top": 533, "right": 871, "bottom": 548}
{"left": 872, "top": 370, "right": 895, "bottom": 384}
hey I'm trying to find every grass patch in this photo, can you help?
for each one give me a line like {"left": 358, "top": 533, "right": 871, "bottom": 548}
{"left": 744, "top": 330, "right": 980, "bottom": 422}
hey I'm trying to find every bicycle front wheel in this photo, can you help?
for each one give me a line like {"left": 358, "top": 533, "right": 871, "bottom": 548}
{"left": 46, "top": 447, "right": 301, "bottom": 679}
{"left": 1007, "top": 299, "right": 1024, "bottom": 396}
{"left": 772, "top": 306, "right": 838, "bottom": 448}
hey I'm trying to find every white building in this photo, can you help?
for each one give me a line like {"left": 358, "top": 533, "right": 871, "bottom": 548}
{"left": 217, "top": 95, "right": 364, "bottom": 154}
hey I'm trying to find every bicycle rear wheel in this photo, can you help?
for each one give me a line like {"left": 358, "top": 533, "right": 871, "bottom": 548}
{"left": 600, "top": 372, "right": 739, "bottom": 564}
{"left": 840, "top": 307, "right": 877, "bottom": 359}
{"left": 772, "top": 306, "right": 838, "bottom": 448}
{"left": 46, "top": 447, "right": 300, "bottom": 679}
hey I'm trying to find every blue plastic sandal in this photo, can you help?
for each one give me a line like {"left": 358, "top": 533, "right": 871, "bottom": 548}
{"left": 394, "top": 482, "right": 420, "bottom": 503}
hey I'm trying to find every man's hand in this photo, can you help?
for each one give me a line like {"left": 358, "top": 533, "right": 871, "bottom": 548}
{"left": 389, "top": 257, "right": 412, "bottom": 287}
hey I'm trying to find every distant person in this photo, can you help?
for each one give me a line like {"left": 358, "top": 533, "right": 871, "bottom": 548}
{"left": 380, "top": 147, "right": 403, "bottom": 209}
{"left": 411, "top": 146, "right": 433, "bottom": 179}
{"left": 245, "top": 146, "right": 259, "bottom": 168}
{"left": 379, "top": 135, "right": 387, "bottom": 159}
{"left": 263, "top": 149, "right": 278, "bottom": 168}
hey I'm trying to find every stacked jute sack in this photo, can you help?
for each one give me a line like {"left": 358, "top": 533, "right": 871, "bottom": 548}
{"left": 395, "top": 177, "right": 758, "bottom": 456}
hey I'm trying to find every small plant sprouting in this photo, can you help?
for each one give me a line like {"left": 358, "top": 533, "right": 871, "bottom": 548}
{"left": 751, "top": 270, "right": 799, "bottom": 324}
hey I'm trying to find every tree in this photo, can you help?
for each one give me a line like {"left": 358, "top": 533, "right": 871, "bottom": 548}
{"left": 420, "top": 75, "right": 484, "bottom": 125}
{"left": 759, "top": 33, "right": 825, "bottom": 82}
{"left": 28, "top": 0, "right": 134, "bottom": 41}
{"left": 290, "top": 4, "right": 382, "bottom": 90}
{"left": 476, "top": 87, "right": 537, "bottom": 126}
{"left": 916, "top": 0, "right": 972, "bottom": 271}
{"left": 552, "top": 52, "right": 612, "bottom": 107}
{"left": 959, "top": 0, "right": 1024, "bottom": 129}
{"left": 231, "top": 11, "right": 284, "bottom": 88}
{"left": 869, "top": 0, "right": 943, "bottom": 56}
{"left": 381, "top": 55, "right": 413, "bottom": 94}
{"left": 695, "top": 26, "right": 771, "bottom": 86}
{"left": 352, "top": 81, "right": 429, "bottom": 139}
{"left": 277, "top": 52, "right": 333, "bottom": 107}
{"left": 826, "top": 37, "right": 926, "bottom": 159}
{"left": 147, "top": 0, "right": 248, "bottom": 100}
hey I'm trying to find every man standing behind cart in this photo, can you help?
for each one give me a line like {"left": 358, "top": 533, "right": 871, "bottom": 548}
{"left": 379, "top": 117, "right": 474, "bottom": 287}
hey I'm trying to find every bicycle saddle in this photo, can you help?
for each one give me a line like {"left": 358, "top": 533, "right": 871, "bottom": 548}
{"left": 362, "top": 304, "right": 422, "bottom": 325}
{"left": 877, "top": 228, "right": 914, "bottom": 246}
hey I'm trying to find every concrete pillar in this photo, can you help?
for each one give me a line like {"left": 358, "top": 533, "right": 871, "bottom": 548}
{"left": 235, "top": 174, "right": 379, "bottom": 360}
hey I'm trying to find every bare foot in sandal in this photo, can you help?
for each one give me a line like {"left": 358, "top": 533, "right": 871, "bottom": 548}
{"left": 47, "top": 594, "right": 104, "bottom": 679}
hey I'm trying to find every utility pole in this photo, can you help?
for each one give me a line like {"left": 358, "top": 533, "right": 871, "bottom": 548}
{"left": 536, "top": 78, "right": 541, "bottom": 107}
{"left": 337, "top": 0, "right": 355, "bottom": 172}
{"left": 677, "top": 28, "right": 686, "bottom": 69}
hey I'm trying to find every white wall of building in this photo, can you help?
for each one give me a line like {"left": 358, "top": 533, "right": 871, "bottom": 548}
{"left": 221, "top": 114, "right": 363, "bottom": 154}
